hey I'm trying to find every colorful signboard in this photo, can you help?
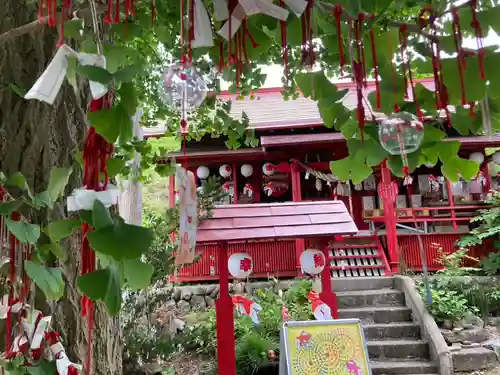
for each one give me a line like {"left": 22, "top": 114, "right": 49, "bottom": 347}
{"left": 279, "top": 319, "right": 371, "bottom": 375}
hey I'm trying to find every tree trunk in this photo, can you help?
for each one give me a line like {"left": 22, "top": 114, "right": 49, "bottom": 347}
{"left": 0, "top": 2, "right": 122, "bottom": 375}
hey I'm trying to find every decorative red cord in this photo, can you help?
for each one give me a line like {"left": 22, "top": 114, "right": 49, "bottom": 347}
{"left": 105, "top": 0, "right": 112, "bottom": 23}
{"left": 242, "top": 19, "right": 249, "bottom": 63}
{"left": 399, "top": 25, "right": 409, "bottom": 100}
{"left": 369, "top": 15, "right": 380, "bottom": 109}
{"left": 114, "top": 0, "right": 120, "bottom": 24}
{"left": 388, "top": 30, "right": 400, "bottom": 113}
{"left": 188, "top": 0, "right": 194, "bottom": 64}
{"left": 218, "top": 41, "right": 225, "bottom": 72}
{"left": 180, "top": 0, "right": 186, "bottom": 66}
{"left": 358, "top": 13, "right": 367, "bottom": 85}
{"left": 470, "top": 0, "right": 485, "bottom": 80}
{"left": 333, "top": 5, "right": 345, "bottom": 75}
{"left": 353, "top": 61, "right": 365, "bottom": 143}
{"left": 279, "top": 0, "right": 289, "bottom": 81}
{"left": 452, "top": 8, "right": 467, "bottom": 106}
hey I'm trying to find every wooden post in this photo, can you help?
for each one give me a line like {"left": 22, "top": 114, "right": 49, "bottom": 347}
{"left": 319, "top": 245, "right": 338, "bottom": 319}
{"left": 445, "top": 179, "right": 458, "bottom": 231}
{"left": 215, "top": 242, "right": 236, "bottom": 375}
{"left": 291, "top": 161, "right": 305, "bottom": 274}
{"left": 169, "top": 175, "right": 176, "bottom": 209}
{"left": 379, "top": 162, "right": 399, "bottom": 272}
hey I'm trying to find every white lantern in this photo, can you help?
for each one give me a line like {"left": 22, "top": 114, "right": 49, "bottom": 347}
{"left": 424, "top": 163, "right": 436, "bottom": 168}
{"left": 241, "top": 164, "right": 254, "bottom": 178}
{"left": 196, "top": 166, "right": 210, "bottom": 179}
{"left": 228, "top": 253, "right": 253, "bottom": 279}
{"left": 493, "top": 151, "right": 500, "bottom": 164}
{"left": 219, "top": 164, "right": 232, "bottom": 178}
{"left": 300, "top": 249, "right": 325, "bottom": 275}
{"left": 262, "top": 163, "right": 275, "bottom": 176}
{"left": 469, "top": 152, "right": 485, "bottom": 164}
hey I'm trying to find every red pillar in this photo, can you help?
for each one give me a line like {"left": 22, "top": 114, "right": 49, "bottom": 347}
{"left": 319, "top": 246, "right": 338, "bottom": 319}
{"left": 380, "top": 162, "right": 399, "bottom": 272}
{"left": 215, "top": 242, "right": 236, "bottom": 375}
{"left": 291, "top": 162, "right": 305, "bottom": 274}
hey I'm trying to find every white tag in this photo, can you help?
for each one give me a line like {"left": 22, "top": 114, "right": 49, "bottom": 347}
{"left": 253, "top": 0, "right": 289, "bottom": 19}
{"left": 191, "top": 0, "right": 214, "bottom": 48}
{"left": 217, "top": 16, "right": 242, "bottom": 41}
{"left": 31, "top": 316, "right": 52, "bottom": 349}
{"left": 213, "top": 0, "right": 229, "bottom": 20}
{"left": 283, "top": 0, "right": 307, "bottom": 17}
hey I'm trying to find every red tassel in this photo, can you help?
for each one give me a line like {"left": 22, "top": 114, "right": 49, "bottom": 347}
{"left": 470, "top": 0, "right": 485, "bottom": 80}
{"left": 369, "top": 15, "right": 380, "bottom": 109}
{"left": 301, "top": 0, "right": 314, "bottom": 67}
{"left": 279, "top": 0, "right": 289, "bottom": 80}
{"left": 333, "top": 5, "right": 345, "bottom": 75}
{"left": 105, "top": 0, "right": 112, "bottom": 23}
{"left": 399, "top": 25, "right": 409, "bottom": 100}
{"left": 452, "top": 8, "right": 467, "bottom": 106}
{"left": 114, "top": 0, "right": 120, "bottom": 24}
{"left": 353, "top": 60, "right": 365, "bottom": 143}
{"left": 152, "top": 0, "right": 156, "bottom": 24}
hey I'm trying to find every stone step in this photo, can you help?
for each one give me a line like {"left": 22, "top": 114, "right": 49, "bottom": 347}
{"left": 370, "top": 360, "right": 438, "bottom": 375}
{"left": 337, "top": 288, "right": 405, "bottom": 308}
{"left": 363, "top": 322, "right": 421, "bottom": 340}
{"left": 452, "top": 347, "right": 498, "bottom": 372}
{"left": 331, "top": 277, "right": 394, "bottom": 292}
{"left": 367, "top": 340, "right": 430, "bottom": 360}
{"left": 338, "top": 306, "right": 412, "bottom": 324}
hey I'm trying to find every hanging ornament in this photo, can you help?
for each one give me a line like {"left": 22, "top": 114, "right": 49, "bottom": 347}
{"left": 333, "top": 5, "right": 346, "bottom": 75}
{"left": 399, "top": 25, "right": 423, "bottom": 120}
{"left": 262, "top": 163, "right": 275, "bottom": 176}
{"left": 469, "top": 152, "right": 485, "bottom": 165}
{"left": 263, "top": 182, "right": 288, "bottom": 197}
{"left": 240, "top": 164, "right": 254, "bottom": 177}
{"left": 232, "top": 295, "right": 262, "bottom": 325}
{"left": 470, "top": 0, "right": 485, "bottom": 80}
{"left": 354, "top": 183, "right": 363, "bottom": 191}
{"left": 228, "top": 253, "right": 253, "bottom": 279}
{"left": 307, "top": 291, "right": 332, "bottom": 320}
{"left": 196, "top": 166, "right": 210, "bottom": 179}
{"left": 243, "top": 183, "right": 254, "bottom": 198}
{"left": 379, "top": 112, "right": 424, "bottom": 156}
{"left": 219, "top": 164, "right": 232, "bottom": 178}
{"left": 299, "top": 249, "right": 325, "bottom": 275}
{"left": 428, "top": 176, "right": 440, "bottom": 192}
{"left": 403, "top": 175, "right": 413, "bottom": 186}
{"left": 222, "top": 182, "right": 235, "bottom": 198}
{"left": 281, "top": 305, "right": 291, "bottom": 321}
{"left": 369, "top": 14, "right": 381, "bottom": 109}
{"left": 160, "top": 64, "right": 208, "bottom": 114}
{"left": 451, "top": 8, "right": 467, "bottom": 106}
{"left": 493, "top": 152, "right": 500, "bottom": 164}
{"left": 300, "top": 0, "right": 315, "bottom": 67}
{"left": 351, "top": 17, "right": 366, "bottom": 142}
{"left": 315, "top": 178, "right": 322, "bottom": 192}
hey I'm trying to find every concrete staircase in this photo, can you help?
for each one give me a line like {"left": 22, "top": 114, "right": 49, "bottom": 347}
{"left": 335, "top": 277, "right": 439, "bottom": 375}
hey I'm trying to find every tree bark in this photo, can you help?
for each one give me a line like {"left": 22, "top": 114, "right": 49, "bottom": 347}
{"left": 0, "top": 2, "right": 122, "bottom": 375}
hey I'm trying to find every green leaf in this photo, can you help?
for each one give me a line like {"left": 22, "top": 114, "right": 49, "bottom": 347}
{"left": 24, "top": 261, "right": 64, "bottom": 301}
{"left": 103, "top": 45, "right": 135, "bottom": 73}
{"left": 92, "top": 200, "right": 113, "bottom": 230}
{"left": 9, "top": 84, "right": 27, "bottom": 98}
{"left": 88, "top": 107, "right": 120, "bottom": 143}
{"left": 0, "top": 201, "right": 22, "bottom": 216}
{"left": 26, "top": 360, "right": 57, "bottom": 375}
{"left": 438, "top": 141, "right": 460, "bottom": 160}
{"left": 114, "top": 63, "right": 144, "bottom": 83}
{"left": 30, "top": 191, "right": 53, "bottom": 209}
{"left": 40, "top": 243, "right": 68, "bottom": 261}
{"left": 364, "top": 139, "right": 388, "bottom": 167}
{"left": 5, "top": 218, "right": 40, "bottom": 245}
{"left": 79, "top": 210, "right": 94, "bottom": 226}
{"left": 106, "top": 157, "right": 126, "bottom": 178}
{"left": 456, "top": 157, "right": 480, "bottom": 181}
{"left": 66, "top": 55, "right": 78, "bottom": 94}
{"left": 116, "top": 104, "right": 133, "bottom": 145}
{"left": 87, "top": 218, "right": 153, "bottom": 260}
{"left": 42, "top": 219, "right": 81, "bottom": 242}
{"left": 118, "top": 82, "right": 138, "bottom": 117}
{"left": 122, "top": 258, "right": 154, "bottom": 290}
{"left": 5, "top": 172, "right": 28, "bottom": 190}
{"left": 350, "top": 152, "right": 373, "bottom": 184}
{"left": 63, "top": 19, "right": 84, "bottom": 39}
{"left": 47, "top": 167, "right": 73, "bottom": 204}
{"left": 295, "top": 71, "right": 340, "bottom": 101}
{"left": 330, "top": 157, "right": 351, "bottom": 182}
{"left": 77, "top": 268, "right": 122, "bottom": 315}
{"left": 75, "top": 65, "right": 113, "bottom": 85}
{"left": 423, "top": 125, "right": 446, "bottom": 144}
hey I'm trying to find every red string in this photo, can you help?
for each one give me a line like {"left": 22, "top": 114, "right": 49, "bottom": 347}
{"left": 333, "top": 5, "right": 345, "bottom": 75}
{"left": 242, "top": 19, "right": 249, "bottom": 63}
{"left": 105, "top": 0, "right": 112, "bottom": 23}
{"left": 470, "top": 0, "right": 485, "bottom": 80}
{"left": 280, "top": 0, "right": 289, "bottom": 81}
{"left": 388, "top": 30, "right": 400, "bottom": 113}
{"left": 235, "top": 31, "right": 240, "bottom": 88}
{"left": 114, "top": 0, "right": 120, "bottom": 24}
{"left": 180, "top": 0, "right": 186, "bottom": 65}
{"left": 369, "top": 15, "right": 380, "bottom": 109}
{"left": 452, "top": 8, "right": 467, "bottom": 106}
{"left": 358, "top": 14, "right": 367, "bottom": 85}
{"left": 353, "top": 61, "right": 365, "bottom": 143}
{"left": 218, "top": 41, "right": 225, "bottom": 72}
{"left": 152, "top": 0, "right": 156, "bottom": 24}
{"left": 399, "top": 25, "right": 409, "bottom": 100}
{"left": 188, "top": 0, "right": 194, "bottom": 64}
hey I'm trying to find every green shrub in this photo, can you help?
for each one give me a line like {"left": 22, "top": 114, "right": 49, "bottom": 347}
{"left": 420, "top": 287, "right": 471, "bottom": 323}
{"left": 480, "top": 252, "right": 500, "bottom": 276}
{"left": 235, "top": 332, "right": 278, "bottom": 375}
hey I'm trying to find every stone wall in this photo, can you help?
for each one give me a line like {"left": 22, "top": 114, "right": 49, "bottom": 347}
{"left": 164, "top": 280, "right": 297, "bottom": 313}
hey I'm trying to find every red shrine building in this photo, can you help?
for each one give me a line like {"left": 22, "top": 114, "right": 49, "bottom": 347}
{"left": 149, "top": 77, "right": 500, "bottom": 281}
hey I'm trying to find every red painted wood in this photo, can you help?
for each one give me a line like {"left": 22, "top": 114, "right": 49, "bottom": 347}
{"left": 261, "top": 133, "right": 345, "bottom": 147}
{"left": 291, "top": 162, "right": 305, "bottom": 275}
{"left": 380, "top": 162, "right": 399, "bottom": 272}
{"left": 215, "top": 242, "right": 236, "bottom": 375}
{"left": 308, "top": 213, "right": 354, "bottom": 224}
{"left": 320, "top": 246, "right": 339, "bottom": 319}
{"left": 445, "top": 179, "right": 458, "bottom": 231}
{"left": 232, "top": 215, "right": 312, "bottom": 228}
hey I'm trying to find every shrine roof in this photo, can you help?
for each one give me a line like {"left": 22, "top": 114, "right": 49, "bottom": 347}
{"left": 196, "top": 200, "right": 358, "bottom": 243}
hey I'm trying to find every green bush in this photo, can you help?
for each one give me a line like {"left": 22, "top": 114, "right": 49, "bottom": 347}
{"left": 420, "top": 286, "right": 471, "bottom": 323}
{"left": 480, "top": 252, "right": 500, "bottom": 276}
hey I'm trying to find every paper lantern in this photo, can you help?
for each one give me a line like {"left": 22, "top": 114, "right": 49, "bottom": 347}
{"left": 493, "top": 152, "right": 500, "bottom": 164}
{"left": 469, "top": 152, "right": 485, "bottom": 164}
{"left": 300, "top": 249, "right": 325, "bottom": 275}
{"left": 262, "top": 163, "right": 275, "bottom": 176}
{"left": 219, "top": 164, "right": 232, "bottom": 178}
{"left": 159, "top": 64, "right": 207, "bottom": 112}
{"left": 228, "top": 253, "right": 253, "bottom": 279}
{"left": 241, "top": 164, "right": 254, "bottom": 177}
{"left": 196, "top": 166, "right": 210, "bottom": 179}
{"left": 378, "top": 112, "right": 424, "bottom": 155}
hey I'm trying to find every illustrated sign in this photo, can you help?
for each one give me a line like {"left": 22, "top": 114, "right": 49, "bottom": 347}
{"left": 175, "top": 167, "right": 197, "bottom": 265}
{"left": 279, "top": 319, "right": 371, "bottom": 375}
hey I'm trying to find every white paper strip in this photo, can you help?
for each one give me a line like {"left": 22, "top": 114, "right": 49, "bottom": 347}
{"left": 191, "top": 0, "right": 214, "bottom": 48}
{"left": 67, "top": 184, "right": 119, "bottom": 211}
{"left": 283, "top": 0, "right": 307, "bottom": 17}
{"left": 213, "top": 0, "right": 229, "bottom": 21}
{"left": 24, "top": 44, "right": 107, "bottom": 105}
